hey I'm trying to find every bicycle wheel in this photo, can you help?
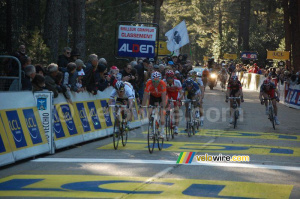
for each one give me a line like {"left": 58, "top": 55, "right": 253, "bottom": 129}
{"left": 170, "top": 117, "right": 174, "bottom": 139}
{"left": 157, "top": 131, "right": 164, "bottom": 151}
{"left": 233, "top": 110, "right": 238, "bottom": 129}
{"left": 165, "top": 113, "right": 171, "bottom": 141}
{"left": 113, "top": 118, "right": 120, "bottom": 150}
{"left": 269, "top": 107, "right": 275, "bottom": 130}
{"left": 148, "top": 118, "right": 155, "bottom": 154}
{"left": 121, "top": 121, "right": 128, "bottom": 147}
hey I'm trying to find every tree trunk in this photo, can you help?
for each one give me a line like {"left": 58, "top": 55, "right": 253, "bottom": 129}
{"left": 27, "top": 0, "right": 41, "bottom": 30}
{"left": 60, "top": 0, "right": 69, "bottom": 48}
{"left": 153, "top": 0, "right": 163, "bottom": 25}
{"left": 238, "top": 0, "right": 245, "bottom": 48}
{"left": 290, "top": 0, "right": 300, "bottom": 72}
{"left": 6, "top": 0, "right": 12, "bottom": 53}
{"left": 44, "top": 0, "right": 62, "bottom": 62}
{"left": 242, "top": 0, "right": 250, "bottom": 51}
{"left": 283, "top": 0, "right": 291, "bottom": 69}
{"left": 72, "top": 0, "right": 86, "bottom": 59}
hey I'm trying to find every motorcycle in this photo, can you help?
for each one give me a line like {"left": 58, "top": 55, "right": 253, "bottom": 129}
{"left": 208, "top": 73, "right": 218, "bottom": 90}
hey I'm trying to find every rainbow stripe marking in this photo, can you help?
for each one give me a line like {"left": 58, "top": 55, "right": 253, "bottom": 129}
{"left": 177, "top": 152, "right": 196, "bottom": 164}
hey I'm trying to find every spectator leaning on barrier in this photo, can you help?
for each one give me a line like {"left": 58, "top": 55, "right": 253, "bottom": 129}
{"left": 96, "top": 63, "right": 110, "bottom": 92}
{"left": 22, "top": 65, "right": 36, "bottom": 91}
{"left": 55, "top": 71, "right": 72, "bottom": 103}
{"left": 57, "top": 47, "right": 71, "bottom": 69}
{"left": 35, "top": 64, "right": 45, "bottom": 76}
{"left": 99, "top": 57, "right": 107, "bottom": 66}
{"left": 83, "top": 54, "right": 98, "bottom": 94}
{"left": 75, "top": 59, "right": 86, "bottom": 72}
{"left": 45, "top": 63, "right": 61, "bottom": 98}
{"left": 32, "top": 74, "right": 45, "bottom": 92}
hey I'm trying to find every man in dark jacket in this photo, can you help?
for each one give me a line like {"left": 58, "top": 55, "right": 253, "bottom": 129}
{"left": 57, "top": 47, "right": 71, "bottom": 69}
{"left": 83, "top": 54, "right": 99, "bottom": 94}
{"left": 134, "top": 58, "right": 149, "bottom": 101}
{"left": 21, "top": 65, "right": 36, "bottom": 91}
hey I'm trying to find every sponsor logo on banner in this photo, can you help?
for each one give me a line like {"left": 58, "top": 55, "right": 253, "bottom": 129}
{"left": 241, "top": 52, "right": 258, "bottom": 60}
{"left": 36, "top": 96, "right": 47, "bottom": 110}
{"left": 267, "top": 51, "right": 290, "bottom": 60}
{"left": 22, "top": 109, "right": 42, "bottom": 145}
{"left": 224, "top": 53, "right": 237, "bottom": 60}
{"left": 285, "top": 88, "right": 300, "bottom": 107}
{"left": 100, "top": 100, "right": 112, "bottom": 127}
{"left": 87, "top": 102, "right": 101, "bottom": 130}
{"left": 155, "top": 41, "right": 171, "bottom": 56}
{"left": 5, "top": 110, "right": 27, "bottom": 148}
{"left": 118, "top": 25, "right": 156, "bottom": 58}
{"left": 53, "top": 107, "right": 65, "bottom": 138}
{"left": 60, "top": 104, "right": 78, "bottom": 135}
{"left": 0, "top": 134, "right": 5, "bottom": 153}
{"left": 76, "top": 103, "right": 91, "bottom": 132}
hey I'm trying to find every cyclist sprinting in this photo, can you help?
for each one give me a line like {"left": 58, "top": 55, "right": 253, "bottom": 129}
{"left": 259, "top": 79, "right": 280, "bottom": 125}
{"left": 189, "top": 70, "right": 205, "bottom": 126}
{"left": 142, "top": 71, "right": 167, "bottom": 138}
{"left": 164, "top": 70, "right": 183, "bottom": 135}
{"left": 107, "top": 81, "right": 135, "bottom": 130}
{"left": 182, "top": 78, "right": 202, "bottom": 130}
{"left": 225, "top": 76, "right": 244, "bottom": 124}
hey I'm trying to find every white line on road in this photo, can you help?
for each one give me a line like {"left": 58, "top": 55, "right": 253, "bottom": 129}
{"left": 32, "top": 158, "right": 300, "bottom": 171}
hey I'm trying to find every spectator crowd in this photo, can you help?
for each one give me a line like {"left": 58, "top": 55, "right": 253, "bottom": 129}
{"left": 1, "top": 45, "right": 299, "bottom": 104}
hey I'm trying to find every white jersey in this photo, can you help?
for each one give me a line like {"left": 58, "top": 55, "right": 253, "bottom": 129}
{"left": 110, "top": 82, "right": 135, "bottom": 100}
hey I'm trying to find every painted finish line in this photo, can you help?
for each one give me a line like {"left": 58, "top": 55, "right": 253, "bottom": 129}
{"left": 32, "top": 158, "right": 300, "bottom": 171}
{"left": 142, "top": 129, "right": 300, "bottom": 141}
{"left": 0, "top": 175, "right": 293, "bottom": 198}
{"left": 99, "top": 140, "right": 300, "bottom": 157}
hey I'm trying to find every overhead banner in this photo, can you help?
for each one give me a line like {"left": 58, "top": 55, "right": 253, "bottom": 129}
{"left": 156, "top": 41, "right": 171, "bottom": 56}
{"left": 118, "top": 25, "right": 157, "bottom": 58}
{"left": 224, "top": 53, "right": 237, "bottom": 60}
{"left": 267, "top": 51, "right": 290, "bottom": 60}
{"left": 241, "top": 52, "right": 258, "bottom": 60}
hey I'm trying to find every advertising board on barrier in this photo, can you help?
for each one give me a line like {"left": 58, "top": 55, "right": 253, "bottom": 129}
{"left": 285, "top": 85, "right": 300, "bottom": 109}
{"left": 118, "top": 25, "right": 157, "bottom": 58}
{"left": 34, "top": 92, "right": 54, "bottom": 154}
{"left": 0, "top": 117, "right": 15, "bottom": 166}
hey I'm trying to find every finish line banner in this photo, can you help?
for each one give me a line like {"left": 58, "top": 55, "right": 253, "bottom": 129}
{"left": 118, "top": 25, "right": 157, "bottom": 58}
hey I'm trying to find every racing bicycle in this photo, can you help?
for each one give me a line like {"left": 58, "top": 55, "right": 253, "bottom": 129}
{"left": 108, "top": 104, "right": 129, "bottom": 150}
{"left": 141, "top": 105, "right": 164, "bottom": 154}
{"left": 182, "top": 99, "right": 197, "bottom": 137}
{"left": 228, "top": 97, "right": 240, "bottom": 129}
{"left": 262, "top": 97, "right": 276, "bottom": 130}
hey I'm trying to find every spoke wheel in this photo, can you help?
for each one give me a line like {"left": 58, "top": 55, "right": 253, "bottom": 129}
{"left": 148, "top": 118, "right": 155, "bottom": 154}
{"left": 233, "top": 110, "right": 238, "bottom": 129}
{"left": 269, "top": 107, "right": 275, "bottom": 130}
{"left": 165, "top": 113, "right": 171, "bottom": 141}
{"left": 113, "top": 118, "right": 120, "bottom": 150}
{"left": 121, "top": 121, "right": 128, "bottom": 146}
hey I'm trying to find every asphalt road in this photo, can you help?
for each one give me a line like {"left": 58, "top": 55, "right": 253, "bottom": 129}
{"left": 0, "top": 84, "right": 299, "bottom": 199}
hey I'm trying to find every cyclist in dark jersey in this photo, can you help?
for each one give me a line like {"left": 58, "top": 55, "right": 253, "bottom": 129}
{"left": 226, "top": 76, "right": 244, "bottom": 124}
{"left": 259, "top": 79, "right": 280, "bottom": 125}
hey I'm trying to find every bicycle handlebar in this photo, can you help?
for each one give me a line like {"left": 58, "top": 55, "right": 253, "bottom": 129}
{"left": 181, "top": 100, "right": 196, "bottom": 102}
{"left": 140, "top": 105, "right": 162, "bottom": 108}
{"left": 228, "top": 97, "right": 241, "bottom": 99}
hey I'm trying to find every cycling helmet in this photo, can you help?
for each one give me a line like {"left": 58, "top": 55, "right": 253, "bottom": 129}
{"left": 151, "top": 71, "right": 162, "bottom": 80}
{"left": 114, "top": 81, "right": 125, "bottom": 91}
{"left": 263, "top": 79, "right": 271, "bottom": 86}
{"left": 185, "top": 78, "right": 194, "bottom": 86}
{"left": 231, "top": 75, "right": 238, "bottom": 82}
{"left": 166, "top": 70, "right": 175, "bottom": 78}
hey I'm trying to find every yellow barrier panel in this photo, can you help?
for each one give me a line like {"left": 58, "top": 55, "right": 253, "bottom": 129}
{"left": 0, "top": 116, "right": 15, "bottom": 166}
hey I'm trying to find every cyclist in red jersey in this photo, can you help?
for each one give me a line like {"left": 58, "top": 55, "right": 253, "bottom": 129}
{"left": 142, "top": 71, "right": 167, "bottom": 138}
{"left": 164, "top": 70, "right": 183, "bottom": 135}
{"left": 259, "top": 79, "right": 280, "bottom": 125}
